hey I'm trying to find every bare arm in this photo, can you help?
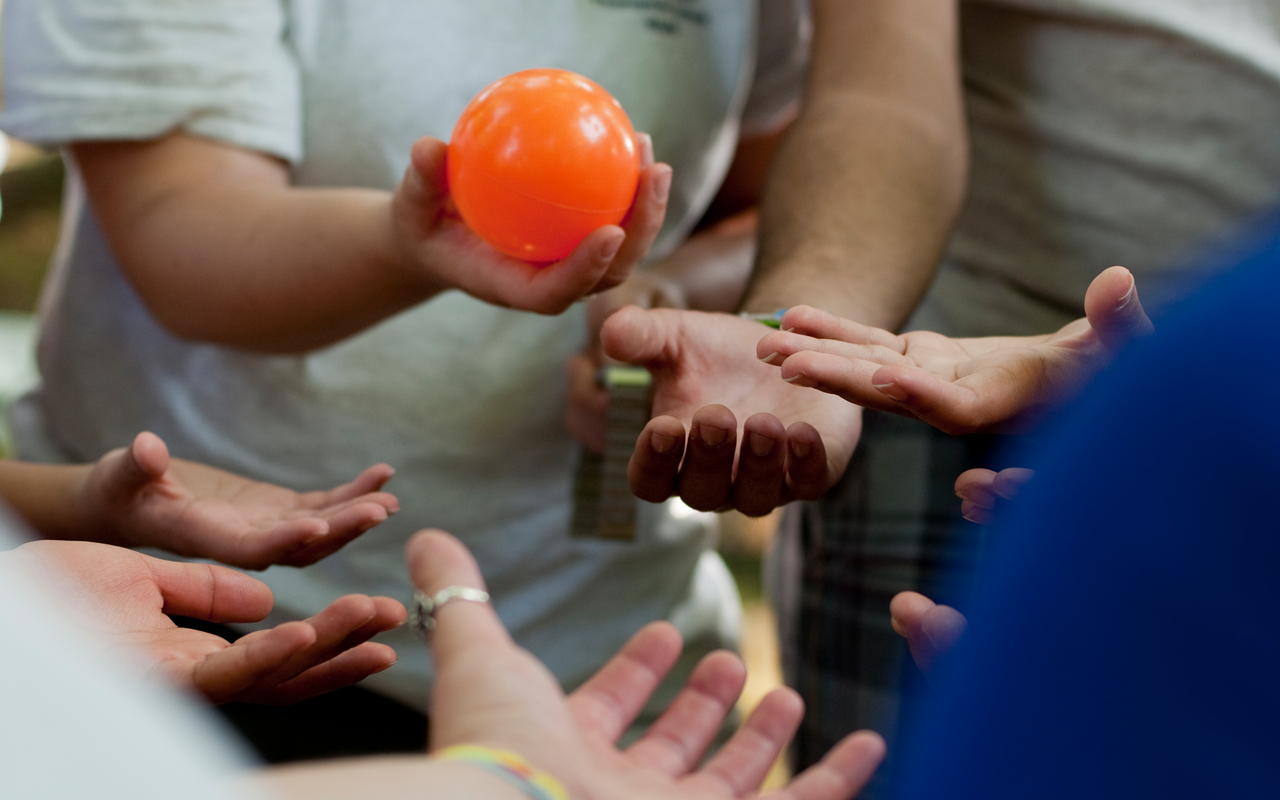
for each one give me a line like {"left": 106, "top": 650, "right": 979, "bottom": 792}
{"left": 73, "top": 132, "right": 670, "bottom": 353}
{"left": 0, "top": 432, "right": 400, "bottom": 569}
{"left": 744, "top": 0, "right": 966, "bottom": 330}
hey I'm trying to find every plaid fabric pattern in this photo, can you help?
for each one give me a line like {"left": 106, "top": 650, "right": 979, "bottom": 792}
{"left": 784, "top": 410, "right": 1011, "bottom": 798}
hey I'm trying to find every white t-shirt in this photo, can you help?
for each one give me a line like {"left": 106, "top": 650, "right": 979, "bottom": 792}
{"left": 911, "top": 0, "right": 1280, "bottom": 337}
{"left": 0, "top": 0, "right": 807, "bottom": 707}
{"left": 0, "top": 519, "right": 260, "bottom": 800}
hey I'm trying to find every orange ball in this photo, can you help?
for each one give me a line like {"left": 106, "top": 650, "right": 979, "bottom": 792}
{"left": 447, "top": 68, "right": 642, "bottom": 263}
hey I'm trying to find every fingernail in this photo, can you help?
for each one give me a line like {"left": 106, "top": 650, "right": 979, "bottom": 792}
{"left": 697, "top": 424, "right": 728, "bottom": 448}
{"left": 873, "top": 381, "right": 909, "bottom": 401}
{"left": 748, "top": 432, "right": 775, "bottom": 457}
{"left": 759, "top": 351, "right": 784, "bottom": 366}
{"left": 651, "top": 432, "right": 678, "bottom": 454}
{"left": 783, "top": 372, "right": 804, "bottom": 383}
{"left": 652, "top": 167, "right": 672, "bottom": 201}
{"left": 1116, "top": 276, "right": 1136, "bottom": 311}
{"left": 600, "top": 235, "right": 623, "bottom": 262}
{"left": 790, "top": 440, "right": 811, "bottom": 459}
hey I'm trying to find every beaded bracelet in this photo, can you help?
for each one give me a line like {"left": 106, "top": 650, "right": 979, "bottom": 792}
{"left": 435, "top": 745, "right": 570, "bottom": 800}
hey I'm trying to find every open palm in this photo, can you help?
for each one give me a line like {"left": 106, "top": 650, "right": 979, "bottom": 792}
{"left": 8, "top": 540, "right": 404, "bottom": 704}
{"left": 602, "top": 308, "right": 862, "bottom": 515}
{"left": 409, "top": 529, "right": 884, "bottom": 800}
{"left": 760, "top": 267, "right": 1154, "bottom": 434}
{"left": 80, "top": 432, "right": 400, "bottom": 569}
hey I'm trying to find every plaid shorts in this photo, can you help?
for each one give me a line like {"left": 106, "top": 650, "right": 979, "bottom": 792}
{"left": 774, "top": 410, "right": 1015, "bottom": 798}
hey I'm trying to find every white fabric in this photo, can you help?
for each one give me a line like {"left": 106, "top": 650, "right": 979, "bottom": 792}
{"left": 0, "top": 0, "right": 805, "bottom": 708}
{"left": 0, "top": 519, "right": 260, "bottom": 800}
{"left": 910, "top": 0, "right": 1280, "bottom": 337}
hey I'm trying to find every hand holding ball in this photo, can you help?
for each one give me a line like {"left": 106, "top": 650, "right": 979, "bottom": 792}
{"left": 447, "top": 69, "right": 642, "bottom": 263}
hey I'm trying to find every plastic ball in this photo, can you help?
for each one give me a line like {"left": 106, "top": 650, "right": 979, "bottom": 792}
{"left": 447, "top": 68, "right": 641, "bottom": 263}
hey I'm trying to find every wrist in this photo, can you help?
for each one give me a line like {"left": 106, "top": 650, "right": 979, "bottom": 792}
{"left": 378, "top": 192, "right": 450, "bottom": 301}
{"left": 433, "top": 745, "right": 571, "bottom": 800}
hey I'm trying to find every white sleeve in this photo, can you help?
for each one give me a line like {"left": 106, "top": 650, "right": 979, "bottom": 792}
{"left": 0, "top": 0, "right": 302, "bottom": 162}
{"left": 0, "top": 514, "right": 267, "bottom": 800}
{"left": 740, "top": 0, "right": 811, "bottom": 137}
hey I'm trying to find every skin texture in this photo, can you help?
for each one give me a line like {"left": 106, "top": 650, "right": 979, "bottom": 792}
{"left": 954, "top": 467, "right": 1036, "bottom": 525}
{"left": 602, "top": 308, "right": 859, "bottom": 517}
{"left": 566, "top": 210, "right": 760, "bottom": 455}
{"left": 591, "top": 0, "right": 965, "bottom": 515}
{"left": 266, "top": 530, "right": 888, "bottom": 799}
{"left": 889, "top": 590, "right": 967, "bottom": 676}
{"left": 745, "top": 0, "right": 966, "bottom": 328}
{"left": 760, "top": 267, "right": 1156, "bottom": 435}
{"left": 0, "top": 432, "right": 400, "bottom": 570}
{"left": 2, "top": 540, "right": 405, "bottom": 704}
{"left": 71, "top": 132, "right": 670, "bottom": 353}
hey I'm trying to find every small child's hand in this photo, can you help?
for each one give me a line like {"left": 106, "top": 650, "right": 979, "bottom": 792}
{"left": 79, "top": 432, "right": 400, "bottom": 570}
{"left": 390, "top": 135, "right": 671, "bottom": 316}
{"left": 6, "top": 540, "right": 404, "bottom": 704}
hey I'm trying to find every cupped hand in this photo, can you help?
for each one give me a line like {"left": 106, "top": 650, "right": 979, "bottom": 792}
{"left": 600, "top": 308, "right": 862, "bottom": 516}
{"left": 759, "top": 266, "right": 1155, "bottom": 434}
{"left": 890, "top": 591, "right": 967, "bottom": 676}
{"left": 566, "top": 271, "right": 688, "bottom": 455}
{"left": 566, "top": 213, "right": 759, "bottom": 454}
{"left": 954, "top": 467, "right": 1035, "bottom": 525}
{"left": 78, "top": 432, "right": 400, "bottom": 570}
{"left": 8, "top": 540, "right": 405, "bottom": 704}
{"left": 391, "top": 134, "right": 671, "bottom": 316}
{"left": 408, "top": 529, "right": 885, "bottom": 800}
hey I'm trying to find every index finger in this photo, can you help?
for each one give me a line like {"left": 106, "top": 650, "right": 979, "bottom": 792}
{"left": 404, "top": 530, "right": 508, "bottom": 653}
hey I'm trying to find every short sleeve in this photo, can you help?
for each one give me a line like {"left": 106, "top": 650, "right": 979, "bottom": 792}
{"left": 0, "top": 0, "right": 302, "bottom": 162}
{"left": 740, "top": 0, "right": 810, "bottom": 137}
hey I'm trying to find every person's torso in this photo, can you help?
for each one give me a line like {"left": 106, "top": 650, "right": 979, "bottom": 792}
{"left": 17, "top": 0, "right": 764, "bottom": 701}
{"left": 913, "top": 0, "right": 1280, "bottom": 336}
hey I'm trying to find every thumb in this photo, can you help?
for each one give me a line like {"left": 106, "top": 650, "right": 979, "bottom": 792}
{"left": 97, "top": 432, "right": 170, "bottom": 501}
{"left": 147, "top": 556, "right": 275, "bottom": 622}
{"left": 600, "top": 305, "right": 677, "bottom": 365}
{"left": 405, "top": 530, "right": 510, "bottom": 663}
{"left": 404, "top": 136, "right": 451, "bottom": 219}
{"left": 1083, "top": 266, "right": 1155, "bottom": 351}
{"left": 129, "top": 431, "right": 170, "bottom": 480}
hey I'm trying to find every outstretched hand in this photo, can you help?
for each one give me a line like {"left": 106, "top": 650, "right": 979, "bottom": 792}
{"left": 759, "top": 267, "right": 1155, "bottom": 434}
{"left": 6, "top": 540, "right": 405, "bottom": 704}
{"left": 600, "top": 308, "right": 861, "bottom": 516}
{"left": 78, "top": 432, "right": 401, "bottom": 570}
{"left": 408, "top": 529, "right": 885, "bottom": 800}
{"left": 566, "top": 212, "right": 759, "bottom": 454}
{"left": 890, "top": 591, "right": 967, "bottom": 676}
{"left": 392, "top": 134, "right": 671, "bottom": 316}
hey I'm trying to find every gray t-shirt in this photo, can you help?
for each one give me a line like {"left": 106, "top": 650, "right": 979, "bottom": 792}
{"left": 0, "top": 0, "right": 807, "bottom": 707}
{"left": 912, "top": 0, "right": 1280, "bottom": 337}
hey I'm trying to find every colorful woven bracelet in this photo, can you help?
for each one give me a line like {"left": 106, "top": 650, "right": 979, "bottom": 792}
{"left": 739, "top": 308, "right": 789, "bottom": 329}
{"left": 434, "top": 745, "right": 569, "bottom": 800}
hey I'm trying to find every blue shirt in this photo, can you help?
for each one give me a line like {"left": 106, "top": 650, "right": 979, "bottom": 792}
{"left": 896, "top": 221, "right": 1280, "bottom": 798}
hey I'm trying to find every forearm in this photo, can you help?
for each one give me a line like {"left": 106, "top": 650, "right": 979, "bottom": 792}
{"left": 642, "top": 210, "right": 758, "bottom": 313}
{"left": 744, "top": 0, "right": 966, "bottom": 330}
{"left": 73, "top": 135, "right": 439, "bottom": 353}
{"left": 257, "top": 756, "right": 527, "bottom": 800}
{"left": 0, "top": 461, "right": 98, "bottom": 542}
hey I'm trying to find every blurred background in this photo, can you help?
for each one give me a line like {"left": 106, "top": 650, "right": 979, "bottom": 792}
{"left": 0, "top": 134, "right": 53, "bottom": 453}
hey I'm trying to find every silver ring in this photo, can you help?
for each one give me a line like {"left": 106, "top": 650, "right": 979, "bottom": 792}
{"left": 409, "top": 586, "right": 490, "bottom": 636}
